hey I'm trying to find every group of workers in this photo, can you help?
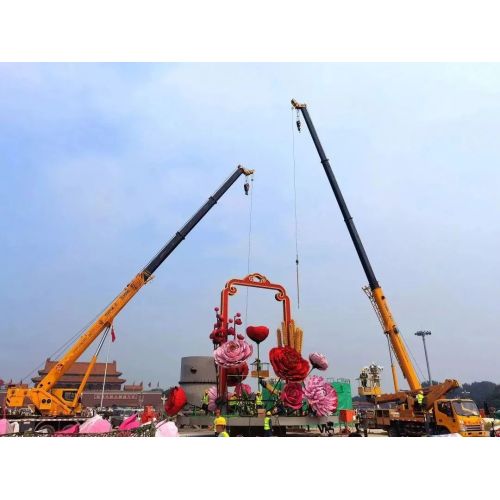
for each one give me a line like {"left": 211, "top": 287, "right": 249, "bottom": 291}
{"left": 202, "top": 389, "right": 272, "bottom": 437}
{"left": 202, "top": 389, "right": 264, "bottom": 415}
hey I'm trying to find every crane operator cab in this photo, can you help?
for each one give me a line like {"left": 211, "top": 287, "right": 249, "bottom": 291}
{"left": 433, "top": 399, "right": 486, "bottom": 436}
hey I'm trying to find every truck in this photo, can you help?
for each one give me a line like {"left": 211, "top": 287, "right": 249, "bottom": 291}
{"left": 5, "top": 165, "right": 253, "bottom": 434}
{"left": 292, "top": 98, "right": 486, "bottom": 437}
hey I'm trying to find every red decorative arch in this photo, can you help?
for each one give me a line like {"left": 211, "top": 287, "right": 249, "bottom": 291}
{"left": 217, "top": 273, "right": 293, "bottom": 400}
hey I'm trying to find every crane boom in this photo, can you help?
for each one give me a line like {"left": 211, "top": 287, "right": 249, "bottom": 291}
{"left": 291, "top": 99, "right": 421, "bottom": 391}
{"left": 7, "top": 165, "right": 254, "bottom": 415}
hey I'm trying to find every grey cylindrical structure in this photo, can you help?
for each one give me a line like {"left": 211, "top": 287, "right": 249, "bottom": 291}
{"left": 179, "top": 356, "right": 217, "bottom": 406}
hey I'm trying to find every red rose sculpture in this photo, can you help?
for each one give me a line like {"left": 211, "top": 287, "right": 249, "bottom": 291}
{"left": 164, "top": 386, "right": 187, "bottom": 416}
{"left": 269, "top": 346, "right": 310, "bottom": 382}
{"left": 246, "top": 325, "right": 269, "bottom": 344}
{"left": 280, "top": 382, "right": 304, "bottom": 410}
{"left": 226, "top": 362, "right": 249, "bottom": 386}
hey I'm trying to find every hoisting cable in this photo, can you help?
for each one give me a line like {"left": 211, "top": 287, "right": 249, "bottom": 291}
{"left": 401, "top": 334, "right": 426, "bottom": 383}
{"left": 386, "top": 335, "right": 398, "bottom": 392}
{"left": 244, "top": 173, "right": 254, "bottom": 326}
{"left": 292, "top": 107, "right": 301, "bottom": 308}
{"left": 19, "top": 302, "right": 112, "bottom": 384}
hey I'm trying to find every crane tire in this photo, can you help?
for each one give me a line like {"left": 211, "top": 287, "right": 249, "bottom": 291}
{"left": 35, "top": 423, "right": 55, "bottom": 435}
{"left": 387, "top": 426, "right": 400, "bottom": 437}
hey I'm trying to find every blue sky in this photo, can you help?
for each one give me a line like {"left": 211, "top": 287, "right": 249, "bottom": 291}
{"left": 1, "top": 63, "right": 500, "bottom": 391}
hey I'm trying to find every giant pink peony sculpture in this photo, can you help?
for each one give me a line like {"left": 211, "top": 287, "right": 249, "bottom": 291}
{"left": 214, "top": 338, "right": 253, "bottom": 368}
{"left": 303, "top": 376, "right": 338, "bottom": 416}
{"left": 309, "top": 352, "right": 329, "bottom": 371}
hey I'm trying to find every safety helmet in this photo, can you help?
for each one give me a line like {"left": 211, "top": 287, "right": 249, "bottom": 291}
{"left": 266, "top": 411, "right": 272, "bottom": 416}
{"left": 214, "top": 417, "right": 226, "bottom": 426}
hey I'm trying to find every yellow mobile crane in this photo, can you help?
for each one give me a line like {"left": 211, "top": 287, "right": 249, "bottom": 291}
{"left": 6, "top": 165, "right": 253, "bottom": 433}
{"left": 292, "top": 99, "right": 486, "bottom": 436}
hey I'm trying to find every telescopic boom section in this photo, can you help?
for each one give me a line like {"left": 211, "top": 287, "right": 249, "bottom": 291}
{"left": 37, "top": 165, "right": 254, "bottom": 393}
{"left": 291, "top": 99, "right": 421, "bottom": 391}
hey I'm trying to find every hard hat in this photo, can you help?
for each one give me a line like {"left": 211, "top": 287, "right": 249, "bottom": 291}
{"left": 419, "top": 390, "right": 423, "bottom": 394}
{"left": 266, "top": 411, "right": 271, "bottom": 416}
{"left": 214, "top": 416, "right": 226, "bottom": 426}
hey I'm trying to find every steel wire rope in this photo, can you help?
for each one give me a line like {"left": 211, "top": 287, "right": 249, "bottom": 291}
{"left": 291, "top": 108, "right": 301, "bottom": 309}
{"left": 400, "top": 332, "right": 426, "bottom": 383}
{"left": 387, "top": 327, "right": 426, "bottom": 384}
{"left": 19, "top": 300, "right": 116, "bottom": 383}
{"left": 244, "top": 174, "right": 254, "bottom": 327}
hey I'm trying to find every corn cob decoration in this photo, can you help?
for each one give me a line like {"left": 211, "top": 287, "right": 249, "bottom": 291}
{"left": 276, "top": 320, "right": 303, "bottom": 354}
{"left": 295, "top": 326, "right": 303, "bottom": 354}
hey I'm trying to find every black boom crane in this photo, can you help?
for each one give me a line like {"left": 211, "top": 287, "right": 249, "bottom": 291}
{"left": 7, "top": 164, "right": 254, "bottom": 419}
{"left": 291, "top": 98, "right": 420, "bottom": 391}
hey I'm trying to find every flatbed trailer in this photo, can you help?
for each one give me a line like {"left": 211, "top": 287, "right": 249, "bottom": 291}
{"left": 176, "top": 414, "right": 340, "bottom": 436}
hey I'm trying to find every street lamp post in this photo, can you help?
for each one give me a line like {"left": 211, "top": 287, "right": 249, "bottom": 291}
{"left": 415, "top": 330, "right": 433, "bottom": 386}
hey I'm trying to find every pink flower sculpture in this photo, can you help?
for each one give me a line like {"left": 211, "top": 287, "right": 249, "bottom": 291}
{"left": 0, "top": 419, "right": 14, "bottom": 435}
{"left": 207, "top": 385, "right": 218, "bottom": 412}
{"left": 280, "top": 382, "right": 304, "bottom": 410}
{"left": 55, "top": 423, "right": 80, "bottom": 436}
{"left": 80, "top": 415, "right": 112, "bottom": 434}
{"left": 119, "top": 413, "right": 141, "bottom": 431}
{"left": 214, "top": 338, "right": 253, "bottom": 368}
{"left": 304, "top": 376, "right": 338, "bottom": 416}
{"left": 309, "top": 352, "right": 329, "bottom": 371}
{"left": 155, "top": 420, "right": 179, "bottom": 437}
{"left": 234, "top": 383, "right": 252, "bottom": 397}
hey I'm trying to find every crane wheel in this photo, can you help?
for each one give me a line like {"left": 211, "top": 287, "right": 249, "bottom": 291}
{"left": 35, "top": 423, "right": 56, "bottom": 435}
{"left": 433, "top": 426, "right": 450, "bottom": 436}
{"left": 387, "top": 426, "right": 400, "bottom": 437}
